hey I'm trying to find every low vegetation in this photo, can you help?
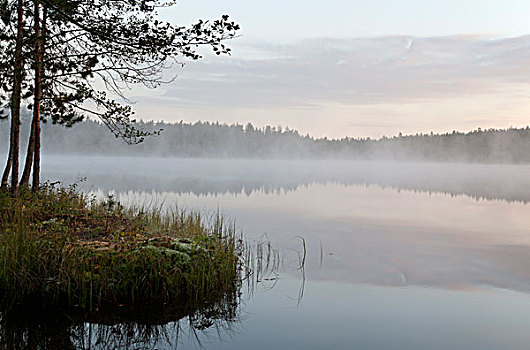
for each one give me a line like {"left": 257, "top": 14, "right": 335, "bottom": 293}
{"left": 0, "top": 184, "right": 241, "bottom": 310}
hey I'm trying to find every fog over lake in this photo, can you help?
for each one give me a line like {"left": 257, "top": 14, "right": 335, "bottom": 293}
{"left": 44, "top": 156, "right": 530, "bottom": 203}
{"left": 31, "top": 155, "right": 530, "bottom": 349}
{"left": 3, "top": 1, "right": 530, "bottom": 348}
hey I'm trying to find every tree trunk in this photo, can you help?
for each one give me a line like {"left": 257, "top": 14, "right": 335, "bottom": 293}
{"left": 1, "top": 124, "right": 14, "bottom": 188}
{"left": 32, "top": 4, "right": 46, "bottom": 190}
{"left": 9, "top": 0, "right": 25, "bottom": 193}
{"left": 21, "top": 0, "right": 42, "bottom": 188}
{"left": 20, "top": 121, "right": 36, "bottom": 187}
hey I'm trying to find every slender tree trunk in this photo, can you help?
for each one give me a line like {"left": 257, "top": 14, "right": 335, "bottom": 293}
{"left": 1, "top": 123, "right": 14, "bottom": 188}
{"left": 32, "top": 4, "right": 46, "bottom": 190}
{"left": 9, "top": 0, "right": 25, "bottom": 193}
{"left": 20, "top": 120, "right": 36, "bottom": 187}
{"left": 21, "top": 0, "right": 42, "bottom": 187}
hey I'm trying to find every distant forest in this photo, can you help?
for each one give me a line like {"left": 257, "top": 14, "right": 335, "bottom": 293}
{"left": 1, "top": 119, "right": 529, "bottom": 163}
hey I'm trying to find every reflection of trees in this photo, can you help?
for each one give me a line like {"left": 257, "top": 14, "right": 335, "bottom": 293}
{"left": 62, "top": 164, "right": 530, "bottom": 205}
{"left": 0, "top": 290, "right": 239, "bottom": 350}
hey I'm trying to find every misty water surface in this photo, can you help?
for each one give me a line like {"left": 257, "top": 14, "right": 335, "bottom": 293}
{"left": 21, "top": 156, "right": 530, "bottom": 349}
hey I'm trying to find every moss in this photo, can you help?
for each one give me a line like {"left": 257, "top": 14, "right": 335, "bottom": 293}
{"left": 139, "top": 245, "right": 192, "bottom": 264}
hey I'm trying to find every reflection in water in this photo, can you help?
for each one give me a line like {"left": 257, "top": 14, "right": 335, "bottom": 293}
{"left": 43, "top": 157, "right": 530, "bottom": 204}
{"left": 0, "top": 289, "right": 240, "bottom": 349}
{"left": 0, "top": 220, "right": 298, "bottom": 350}
{"left": 27, "top": 156, "right": 530, "bottom": 349}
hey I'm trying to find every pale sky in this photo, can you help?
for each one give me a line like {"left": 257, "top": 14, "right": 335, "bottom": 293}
{"left": 164, "top": 0, "right": 530, "bottom": 40}
{"left": 130, "top": 1, "right": 530, "bottom": 138}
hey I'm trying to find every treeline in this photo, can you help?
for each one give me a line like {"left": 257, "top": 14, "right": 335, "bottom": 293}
{"left": 1, "top": 119, "right": 529, "bottom": 163}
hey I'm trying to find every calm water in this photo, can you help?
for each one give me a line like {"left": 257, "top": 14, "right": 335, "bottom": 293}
{"left": 14, "top": 156, "right": 530, "bottom": 349}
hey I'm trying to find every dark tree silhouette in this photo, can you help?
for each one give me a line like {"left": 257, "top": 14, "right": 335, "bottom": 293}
{"left": 0, "top": 0, "right": 240, "bottom": 190}
{"left": 0, "top": 0, "right": 24, "bottom": 192}
{"left": 4, "top": 120, "right": 527, "bottom": 164}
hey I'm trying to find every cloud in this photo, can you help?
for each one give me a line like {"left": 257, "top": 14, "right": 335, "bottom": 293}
{"left": 153, "top": 35, "right": 530, "bottom": 108}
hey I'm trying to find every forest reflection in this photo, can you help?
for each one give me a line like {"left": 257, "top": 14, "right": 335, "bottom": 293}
{"left": 43, "top": 158, "right": 530, "bottom": 204}
{"left": 0, "top": 290, "right": 240, "bottom": 350}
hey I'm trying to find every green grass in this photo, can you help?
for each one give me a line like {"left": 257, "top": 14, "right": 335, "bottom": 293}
{"left": 0, "top": 184, "right": 242, "bottom": 310}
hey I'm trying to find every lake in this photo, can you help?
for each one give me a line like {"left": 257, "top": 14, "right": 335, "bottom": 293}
{"left": 10, "top": 156, "right": 530, "bottom": 349}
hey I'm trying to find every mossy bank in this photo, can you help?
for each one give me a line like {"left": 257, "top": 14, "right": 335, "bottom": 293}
{"left": 0, "top": 185, "right": 241, "bottom": 310}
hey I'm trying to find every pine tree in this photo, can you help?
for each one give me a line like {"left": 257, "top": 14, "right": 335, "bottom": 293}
{"left": 0, "top": 0, "right": 240, "bottom": 190}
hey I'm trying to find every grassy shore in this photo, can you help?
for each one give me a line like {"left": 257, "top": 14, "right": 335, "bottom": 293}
{"left": 0, "top": 184, "right": 241, "bottom": 310}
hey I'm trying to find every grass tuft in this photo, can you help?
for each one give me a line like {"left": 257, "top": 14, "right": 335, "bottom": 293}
{"left": 0, "top": 184, "right": 242, "bottom": 310}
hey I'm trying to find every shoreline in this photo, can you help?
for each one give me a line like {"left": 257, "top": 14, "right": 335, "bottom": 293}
{"left": 0, "top": 185, "right": 241, "bottom": 310}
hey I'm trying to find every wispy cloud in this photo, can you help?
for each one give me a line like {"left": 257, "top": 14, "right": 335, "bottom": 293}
{"left": 156, "top": 35, "right": 530, "bottom": 108}
{"left": 128, "top": 35, "right": 530, "bottom": 138}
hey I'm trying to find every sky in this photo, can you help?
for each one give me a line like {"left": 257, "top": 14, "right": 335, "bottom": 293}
{"left": 129, "top": 0, "right": 530, "bottom": 138}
